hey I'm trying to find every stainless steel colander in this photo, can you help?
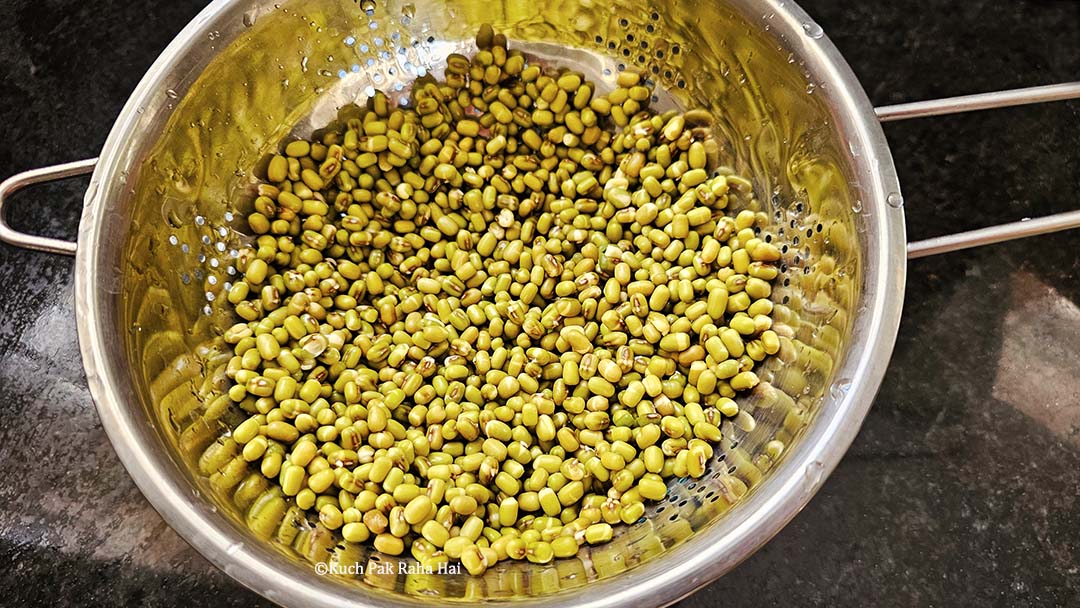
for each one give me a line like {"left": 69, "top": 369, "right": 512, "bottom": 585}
{"left": 1, "top": 0, "right": 1078, "bottom": 606}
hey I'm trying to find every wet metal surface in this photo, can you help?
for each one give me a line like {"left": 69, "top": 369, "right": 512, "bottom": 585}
{"left": 0, "top": 0, "right": 1078, "bottom": 605}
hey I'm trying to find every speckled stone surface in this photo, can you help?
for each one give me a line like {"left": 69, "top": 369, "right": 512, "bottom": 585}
{"left": 0, "top": 1, "right": 1077, "bottom": 606}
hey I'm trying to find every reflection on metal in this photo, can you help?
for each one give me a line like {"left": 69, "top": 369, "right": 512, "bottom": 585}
{"left": 74, "top": 0, "right": 908, "bottom": 606}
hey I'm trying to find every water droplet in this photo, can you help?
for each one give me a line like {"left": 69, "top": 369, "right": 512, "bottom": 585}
{"left": 242, "top": 10, "right": 257, "bottom": 27}
{"left": 165, "top": 88, "right": 178, "bottom": 99}
{"left": 886, "top": 192, "right": 904, "bottom": 208}
{"left": 801, "top": 21, "right": 824, "bottom": 39}
{"left": 805, "top": 83, "right": 816, "bottom": 94}
{"left": 803, "top": 460, "right": 825, "bottom": 495}
{"left": 829, "top": 377, "right": 852, "bottom": 400}
{"left": 851, "top": 200, "right": 863, "bottom": 213}
{"left": 343, "top": 35, "right": 355, "bottom": 46}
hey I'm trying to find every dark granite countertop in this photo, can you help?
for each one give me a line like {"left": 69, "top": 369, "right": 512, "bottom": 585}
{"left": 1, "top": 1, "right": 1078, "bottom": 606}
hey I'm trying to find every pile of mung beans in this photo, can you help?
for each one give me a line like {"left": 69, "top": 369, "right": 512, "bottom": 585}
{"left": 221, "top": 25, "right": 780, "bottom": 576}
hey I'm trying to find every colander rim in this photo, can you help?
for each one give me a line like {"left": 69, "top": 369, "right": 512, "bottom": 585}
{"left": 74, "top": 0, "right": 906, "bottom": 606}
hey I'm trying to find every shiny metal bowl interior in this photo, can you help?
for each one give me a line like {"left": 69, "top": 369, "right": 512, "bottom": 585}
{"left": 74, "top": 0, "right": 905, "bottom": 605}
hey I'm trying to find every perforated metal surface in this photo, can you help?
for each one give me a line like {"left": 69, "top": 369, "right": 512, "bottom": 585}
{"left": 102, "top": 0, "right": 891, "bottom": 604}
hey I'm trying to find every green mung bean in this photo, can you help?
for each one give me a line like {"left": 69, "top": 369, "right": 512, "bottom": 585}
{"left": 220, "top": 24, "right": 780, "bottom": 575}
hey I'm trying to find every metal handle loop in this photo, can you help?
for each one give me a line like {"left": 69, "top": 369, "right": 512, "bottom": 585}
{"left": 4, "top": 85, "right": 1076, "bottom": 259}
{"left": 0, "top": 158, "right": 97, "bottom": 256}
{"left": 875, "top": 83, "right": 1080, "bottom": 258}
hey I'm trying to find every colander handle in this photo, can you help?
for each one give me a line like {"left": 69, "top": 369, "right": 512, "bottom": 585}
{"left": 3, "top": 83, "right": 1076, "bottom": 259}
{"left": 0, "top": 158, "right": 97, "bottom": 256}
{"left": 874, "top": 82, "right": 1080, "bottom": 258}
